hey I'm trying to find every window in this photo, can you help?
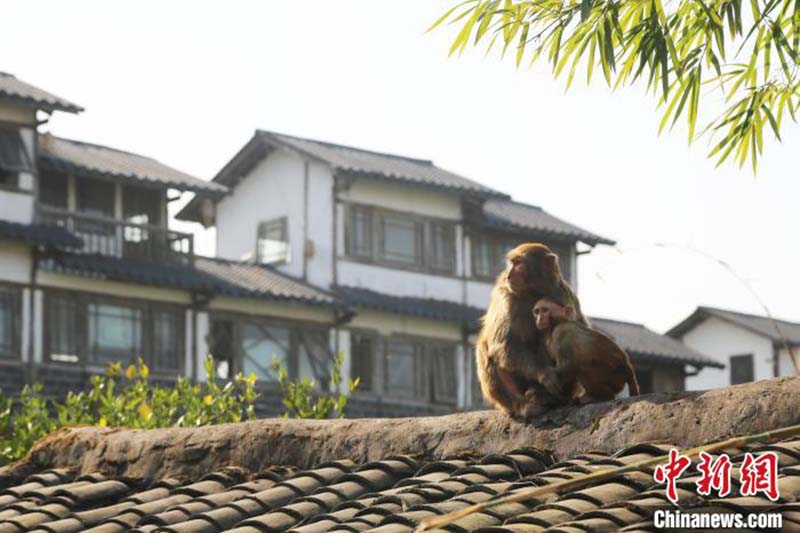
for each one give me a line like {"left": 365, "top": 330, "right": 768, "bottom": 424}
{"left": 87, "top": 303, "right": 143, "bottom": 365}
{"left": 635, "top": 367, "right": 654, "bottom": 394}
{"left": 730, "top": 354, "right": 754, "bottom": 384}
{"left": 152, "top": 309, "right": 181, "bottom": 371}
{"left": 297, "top": 330, "right": 334, "bottom": 389}
{"left": 39, "top": 171, "right": 68, "bottom": 209}
{"left": 124, "top": 186, "right": 162, "bottom": 226}
{"left": 257, "top": 218, "right": 290, "bottom": 264}
{"left": 429, "top": 222, "right": 456, "bottom": 273}
{"left": 77, "top": 177, "right": 115, "bottom": 218}
{"left": 0, "top": 129, "right": 32, "bottom": 174}
{"left": 345, "top": 204, "right": 459, "bottom": 275}
{"left": 346, "top": 206, "right": 373, "bottom": 259}
{"left": 0, "top": 287, "right": 20, "bottom": 359}
{"left": 384, "top": 337, "right": 459, "bottom": 404}
{"left": 385, "top": 340, "right": 421, "bottom": 398}
{"left": 350, "top": 332, "right": 376, "bottom": 391}
{"left": 430, "top": 344, "right": 457, "bottom": 404}
{"left": 241, "top": 322, "right": 290, "bottom": 381}
{"left": 48, "top": 296, "right": 80, "bottom": 363}
{"left": 46, "top": 292, "right": 183, "bottom": 372}
{"left": 208, "top": 315, "right": 334, "bottom": 386}
{"left": 208, "top": 319, "right": 235, "bottom": 379}
{"left": 379, "top": 214, "right": 423, "bottom": 266}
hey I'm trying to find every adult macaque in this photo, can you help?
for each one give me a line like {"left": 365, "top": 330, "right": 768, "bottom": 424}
{"left": 476, "top": 243, "right": 587, "bottom": 418}
{"left": 533, "top": 298, "right": 640, "bottom": 403}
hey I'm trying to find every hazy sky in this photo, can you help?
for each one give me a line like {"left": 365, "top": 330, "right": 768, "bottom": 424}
{"left": 4, "top": 1, "right": 798, "bottom": 333}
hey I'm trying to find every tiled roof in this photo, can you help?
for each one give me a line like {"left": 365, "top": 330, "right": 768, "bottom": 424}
{"left": 256, "top": 130, "right": 504, "bottom": 197}
{"left": 42, "top": 254, "right": 340, "bottom": 308}
{"left": 1, "top": 438, "right": 799, "bottom": 532}
{"left": 38, "top": 134, "right": 227, "bottom": 195}
{"left": 335, "top": 285, "right": 483, "bottom": 326}
{"left": 194, "top": 257, "right": 340, "bottom": 307}
{"left": 669, "top": 306, "right": 800, "bottom": 346}
{"left": 482, "top": 199, "right": 615, "bottom": 246}
{"left": 592, "top": 317, "right": 723, "bottom": 369}
{"left": 0, "top": 72, "right": 83, "bottom": 113}
{"left": 0, "top": 219, "right": 82, "bottom": 249}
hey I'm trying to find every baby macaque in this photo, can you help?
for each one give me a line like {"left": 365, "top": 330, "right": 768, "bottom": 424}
{"left": 533, "top": 298, "right": 640, "bottom": 404}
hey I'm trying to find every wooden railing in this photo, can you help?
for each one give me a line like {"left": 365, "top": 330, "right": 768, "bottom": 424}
{"left": 37, "top": 205, "right": 194, "bottom": 265}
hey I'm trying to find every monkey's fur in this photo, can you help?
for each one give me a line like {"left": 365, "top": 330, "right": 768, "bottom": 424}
{"left": 475, "top": 243, "right": 587, "bottom": 418}
{"left": 534, "top": 298, "right": 640, "bottom": 403}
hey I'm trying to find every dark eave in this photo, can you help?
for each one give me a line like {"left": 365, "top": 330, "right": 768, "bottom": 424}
{"left": 479, "top": 199, "right": 615, "bottom": 247}
{"left": 335, "top": 285, "right": 483, "bottom": 327}
{"left": 38, "top": 134, "right": 227, "bottom": 196}
{"left": 0, "top": 220, "right": 82, "bottom": 249}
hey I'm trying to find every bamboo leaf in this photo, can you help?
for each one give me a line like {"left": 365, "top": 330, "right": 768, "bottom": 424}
{"left": 426, "top": 0, "right": 477, "bottom": 33}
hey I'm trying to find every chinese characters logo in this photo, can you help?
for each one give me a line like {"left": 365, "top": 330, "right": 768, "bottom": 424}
{"left": 653, "top": 449, "right": 779, "bottom": 503}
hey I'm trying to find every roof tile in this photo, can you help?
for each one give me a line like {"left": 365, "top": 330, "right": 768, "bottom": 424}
{"left": 0, "top": 72, "right": 82, "bottom": 113}
{"left": 39, "top": 134, "right": 225, "bottom": 195}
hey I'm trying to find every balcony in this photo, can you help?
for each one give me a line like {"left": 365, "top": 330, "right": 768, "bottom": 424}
{"left": 37, "top": 205, "right": 194, "bottom": 265}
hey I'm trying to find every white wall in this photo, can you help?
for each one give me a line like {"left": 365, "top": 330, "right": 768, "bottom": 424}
{"left": 338, "top": 178, "right": 462, "bottom": 220}
{"left": 682, "top": 317, "right": 773, "bottom": 390}
{"left": 0, "top": 242, "right": 31, "bottom": 283}
{"left": 0, "top": 190, "right": 34, "bottom": 224}
{"left": 217, "top": 150, "right": 333, "bottom": 282}
{"left": 304, "top": 160, "right": 334, "bottom": 287}
{"left": 778, "top": 346, "right": 798, "bottom": 376}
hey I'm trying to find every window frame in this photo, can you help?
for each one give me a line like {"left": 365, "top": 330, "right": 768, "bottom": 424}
{"left": 730, "top": 353, "right": 755, "bottom": 384}
{"left": 349, "top": 329, "right": 379, "bottom": 393}
{"left": 382, "top": 334, "right": 460, "bottom": 406}
{"left": 44, "top": 289, "right": 185, "bottom": 374}
{"left": 343, "top": 203, "right": 459, "bottom": 276}
{"left": 0, "top": 284, "right": 22, "bottom": 360}
{"left": 256, "top": 216, "right": 290, "bottom": 265}
{"left": 207, "top": 311, "right": 334, "bottom": 387}
{"left": 377, "top": 211, "right": 425, "bottom": 269}
{"left": 0, "top": 123, "right": 34, "bottom": 192}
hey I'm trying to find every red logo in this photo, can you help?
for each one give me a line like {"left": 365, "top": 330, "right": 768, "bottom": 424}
{"left": 653, "top": 449, "right": 780, "bottom": 503}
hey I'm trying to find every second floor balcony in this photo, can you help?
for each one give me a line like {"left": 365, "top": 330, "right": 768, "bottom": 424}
{"left": 37, "top": 205, "right": 194, "bottom": 265}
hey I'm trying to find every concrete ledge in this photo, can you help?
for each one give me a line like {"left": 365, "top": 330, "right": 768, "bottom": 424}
{"left": 7, "top": 376, "right": 799, "bottom": 481}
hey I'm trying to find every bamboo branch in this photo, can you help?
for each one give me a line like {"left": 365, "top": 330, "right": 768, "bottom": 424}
{"left": 416, "top": 423, "right": 800, "bottom": 531}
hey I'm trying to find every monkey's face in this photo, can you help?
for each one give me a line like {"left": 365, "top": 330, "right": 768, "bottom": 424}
{"left": 505, "top": 243, "right": 561, "bottom": 295}
{"left": 533, "top": 299, "right": 571, "bottom": 330}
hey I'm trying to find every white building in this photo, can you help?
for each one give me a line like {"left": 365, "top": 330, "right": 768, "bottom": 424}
{"left": 669, "top": 306, "right": 800, "bottom": 390}
{"left": 177, "top": 130, "right": 720, "bottom": 414}
{"left": 0, "top": 72, "right": 719, "bottom": 416}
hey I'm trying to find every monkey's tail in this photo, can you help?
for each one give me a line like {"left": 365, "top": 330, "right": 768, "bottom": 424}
{"left": 626, "top": 362, "right": 640, "bottom": 396}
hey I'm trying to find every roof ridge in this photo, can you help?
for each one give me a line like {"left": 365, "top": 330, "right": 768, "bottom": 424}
{"left": 699, "top": 305, "right": 800, "bottom": 327}
{"left": 41, "top": 133, "right": 159, "bottom": 162}
{"left": 257, "top": 129, "right": 435, "bottom": 166}
{"left": 0, "top": 72, "right": 15, "bottom": 78}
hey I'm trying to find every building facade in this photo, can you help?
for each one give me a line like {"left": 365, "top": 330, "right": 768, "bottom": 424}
{"left": 0, "top": 72, "right": 719, "bottom": 417}
{"left": 669, "top": 306, "right": 800, "bottom": 390}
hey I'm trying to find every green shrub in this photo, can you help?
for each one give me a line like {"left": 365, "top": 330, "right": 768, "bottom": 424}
{"left": 272, "top": 353, "right": 359, "bottom": 419}
{"left": 0, "top": 356, "right": 258, "bottom": 465}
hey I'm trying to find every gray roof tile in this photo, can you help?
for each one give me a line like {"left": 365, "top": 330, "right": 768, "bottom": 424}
{"left": 482, "top": 199, "right": 615, "bottom": 246}
{"left": 258, "top": 130, "right": 503, "bottom": 197}
{"left": 0, "top": 73, "right": 82, "bottom": 114}
{"left": 591, "top": 317, "right": 723, "bottom": 368}
{"left": 38, "top": 134, "right": 226, "bottom": 195}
